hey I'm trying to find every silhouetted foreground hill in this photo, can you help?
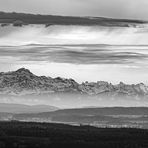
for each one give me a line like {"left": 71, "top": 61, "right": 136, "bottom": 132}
{"left": 0, "top": 121, "right": 148, "bottom": 148}
{"left": 0, "top": 11, "right": 146, "bottom": 26}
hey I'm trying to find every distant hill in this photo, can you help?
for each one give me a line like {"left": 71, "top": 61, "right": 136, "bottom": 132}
{"left": 14, "top": 107, "right": 148, "bottom": 118}
{"left": 41, "top": 107, "right": 148, "bottom": 116}
{"left": 0, "top": 103, "right": 58, "bottom": 114}
{"left": 0, "top": 11, "right": 146, "bottom": 26}
{"left": 13, "top": 107, "right": 148, "bottom": 129}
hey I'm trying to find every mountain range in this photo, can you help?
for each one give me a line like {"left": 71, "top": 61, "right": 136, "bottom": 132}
{"left": 0, "top": 68, "right": 148, "bottom": 107}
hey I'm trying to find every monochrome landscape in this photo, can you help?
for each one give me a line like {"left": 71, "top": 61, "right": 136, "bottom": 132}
{"left": 0, "top": 0, "right": 148, "bottom": 147}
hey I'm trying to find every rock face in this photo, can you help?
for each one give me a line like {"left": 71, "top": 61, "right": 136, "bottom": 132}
{"left": 0, "top": 68, "right": 148, "bottom": 100}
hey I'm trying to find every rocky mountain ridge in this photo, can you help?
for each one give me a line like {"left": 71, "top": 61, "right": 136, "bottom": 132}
{"left": 0, "top": 68, "right": 148, "bottom": 100}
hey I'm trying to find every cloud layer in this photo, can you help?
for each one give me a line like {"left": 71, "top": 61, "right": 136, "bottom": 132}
{"left": 0, "top": 44, "right": 147, "bottom": 65}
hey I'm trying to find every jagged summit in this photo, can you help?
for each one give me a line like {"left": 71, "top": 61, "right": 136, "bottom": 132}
{"left": 15, "top": 68, "right": 33, "bottom": 74}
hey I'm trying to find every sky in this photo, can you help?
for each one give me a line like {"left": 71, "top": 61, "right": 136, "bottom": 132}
{"left": 0, "top": 25, "right": 148, "bottom": 84}
{"left": 0, "top": 0, "right": 148, "bottom": 85}
{"left": 0, "top": 0, "right": 148, "bottom": 19}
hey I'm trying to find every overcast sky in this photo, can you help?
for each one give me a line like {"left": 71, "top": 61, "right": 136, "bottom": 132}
{"left": 0, "top": 0, "right": 148, "bottom": 19}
